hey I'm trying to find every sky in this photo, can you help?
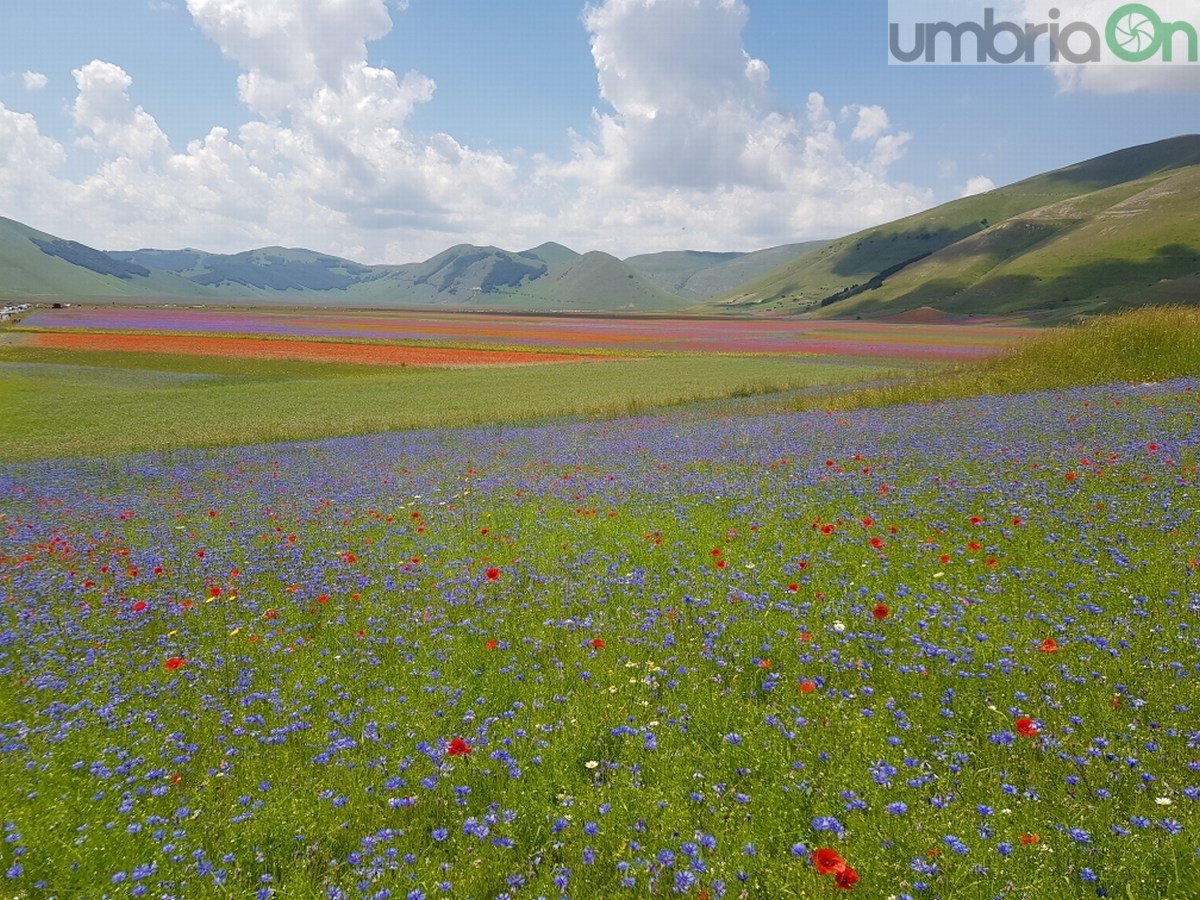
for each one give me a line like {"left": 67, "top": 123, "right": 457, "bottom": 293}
{"left": 0, "top": 0, "right": 1196, "bottom": 264}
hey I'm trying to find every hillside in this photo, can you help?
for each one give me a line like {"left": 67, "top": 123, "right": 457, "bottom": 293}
{"left": 716, "top": 135, "right": 1200, "bottom": 320}
{"left": 0, "top": 220, "right": 768, "bottom": 312}
{"left": 624, "top": 241, "right": 825, "bottom": 299}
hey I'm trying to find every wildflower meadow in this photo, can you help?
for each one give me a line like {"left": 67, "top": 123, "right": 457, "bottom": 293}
{"left": 2, "top": 372, "right": 1199, "bottom": 898}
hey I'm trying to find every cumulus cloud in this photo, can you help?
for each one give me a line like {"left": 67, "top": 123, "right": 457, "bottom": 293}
{"left": 0, "top": 104, "right": 70, "bottom": 233}
{"left": 2, "top": 0, "right": 935, "bottom": 261}
{"left": 960, "top": 175, "right": 996, "bottom": 197}
{"left": 848, "top": 105, "right": 891, "bottom": 142}
{"left": 71, "top": 61, "right": 170, "bottom": 160}
{"left": 537, "top": 0, "right": 929, "bottom": 253}
{"left": 22, "top": 71, "right": 48, "bottom": 91}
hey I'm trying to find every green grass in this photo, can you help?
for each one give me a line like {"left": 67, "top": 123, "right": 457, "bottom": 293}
{"left": 1, "top": 359, "right": 1198, "bottom": 897}
{"left": 799, "top": 306, "right": 1200, "bottom": 412}
{"left": 0, "top": 346, "right": 900, "bottom": 461}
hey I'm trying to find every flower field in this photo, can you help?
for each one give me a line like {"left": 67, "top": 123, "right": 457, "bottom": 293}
{"left": 17, "top": 306, "right": 1040, "bottom": 361}
{"left": 2, "top": 376, "right": 1199, "bottom": 898}
{"left": 20, "top": 332, "right": 599, "bottom": 369}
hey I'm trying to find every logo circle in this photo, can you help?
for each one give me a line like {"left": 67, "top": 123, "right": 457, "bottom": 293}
{"left": 1107, "top": 3, "right": 1163, "bottom": 61}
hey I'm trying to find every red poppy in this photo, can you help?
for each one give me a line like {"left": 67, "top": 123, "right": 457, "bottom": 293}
{"left": 1065, "top": 471, "right": 1077, "bottom": 482}
{"left": 861, "top": 517, "right": 873, "bottom": 528}
{"left": 132, "top": 601, "right": 147, "bottom": 612}
{"left": 446, "top": 737, "right": 472, "bottom": 756}
{"left": 485, "top": 567, "right": 501, "bottom": 581}
{"left": 787, "top": 583, "right": 799, "bottom": 593}
{"left": 1019, "top": 833, "right": 1040, "bottom": 845}
{"left": 872, "top": 603, "right": 889, "bottom": 619}
{"left": 970, "top": 516, "right": 983, "bottom": 526}
{"left": 485, "top": 639, "right": 498, "bottom": 651}
{"left": 968, "top": 541, "right": 982, "bottom": 552}
{"left": 209, "top": 586, "right": 221, "bottom": 598}
{"left": 317, "top": 594, "right": 330, "bottom": 604}
{"left": 813, "top": 848, "right": 846, "bottom": 875}
{"left": 164, "top": 657, "right": 186, "bottom": 671}
{"left": 758, "top": 659, "right": 771, "bottom": 669}
{"left": 1039, "top": 638, "right": 1058, "bottom": 653}
{"left": 820, "top": 524, "right": 835, "bottom": 535}
{"left": 834, "top": 865, "right": 859, "bottom": 890}
{"left": 869, "top": 537, "right": 884, "bottom": 550}
{"left": 799, "top": 680, "right": 817, "bottom": 693}
{"left": 591, "top": 638, "right": 606, "bottom": 649}
{"left": 1015, "top": 716, "right": 1039, "bottom": 737}
{"left": 939, "top": 554, "right": 951, "bottom": 564}
{"left": 264, "top": 608, "right": 278, "bottom": 620}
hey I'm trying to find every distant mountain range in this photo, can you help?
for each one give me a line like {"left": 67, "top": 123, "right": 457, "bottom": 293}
{"left": 2, "top": 135, "right": 1199, "bottom": 319}
{"left": 0, "top": 216, "right": 821, "bottom": 312}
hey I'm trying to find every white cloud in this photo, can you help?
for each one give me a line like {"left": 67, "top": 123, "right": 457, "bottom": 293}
{"left": 848, "top": 105, "right": 891, "bottom": 142}
{"left": 186, "top": 0, "right": 396, "bottom": 116}
{"left": 1, "top": 0, "right": 934, "bottom": 262}
{"left": 0, "top": 104, "right": 66, "bottom": 215}
{"left": 960, "top": 175, "right": 996, "bottom": 197}
{"left": 535, "top": 0, "right": 929, "bottom": 254}
{"left": 71, "top": 61, "right": 170, "bottom": 160}
{"left": 22, "top": 71, "right": 48, "bottom": 91}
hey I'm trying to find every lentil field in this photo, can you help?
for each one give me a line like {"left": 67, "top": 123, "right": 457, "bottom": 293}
{"left": 2, "top": 370, "right": 1199, "bottom": 898}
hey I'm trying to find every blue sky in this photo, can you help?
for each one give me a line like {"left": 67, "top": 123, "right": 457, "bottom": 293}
{"left": 0, "top": 0, "right": 1196, "bottom": 262}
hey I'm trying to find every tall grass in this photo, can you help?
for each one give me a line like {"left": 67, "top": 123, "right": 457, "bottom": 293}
{"left": 802, "top": 306, "right": 1200, "bottom": 412}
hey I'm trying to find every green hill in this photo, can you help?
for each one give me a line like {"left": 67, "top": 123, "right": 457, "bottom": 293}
{"left": 0, "top": 218, "right": 209, "bottom": 300}
{"left": 624, "top": 242, "right": 826, "bottom": 300}
{"left": 0, "top": 223, "right": 696, "bottom": 311}
{"left": 715, "top": 135, "right": 1200, "bottom": 319}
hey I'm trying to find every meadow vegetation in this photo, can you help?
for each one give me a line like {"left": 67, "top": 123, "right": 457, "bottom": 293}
{"left": 1, "top": 306, "right": 1198, "bottom": 898}
{"left": 0, "top": 345, "right": 896, "bottom": 461}
{"left": 803, "top": 306, "right": 1200, "bottom": 413}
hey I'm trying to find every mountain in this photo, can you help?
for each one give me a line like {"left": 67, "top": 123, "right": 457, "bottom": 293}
{"left": 624, "top": 242, "right": 826, "bottom": 300}
{"left": 714, "top": 135, "right": 1200, "bottom": 320}
{"left": 0, "top": 218, "right": 212, "bottom": 300}
{"left": 0, "top": 221, "right": 700, "bottom": 311}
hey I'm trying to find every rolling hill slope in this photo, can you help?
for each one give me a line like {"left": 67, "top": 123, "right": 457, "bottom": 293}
{"left": 0, "top": 220, "right": 755, "bottom": 311}
{"left": 715, "top": 135, "right": 1200, "bottom": 319}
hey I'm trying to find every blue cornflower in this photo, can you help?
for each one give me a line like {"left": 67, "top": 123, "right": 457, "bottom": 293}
{"left": 943, "top": 834, "right": 969, "bottom": 855}
{"left": 811, "top": 815, "right": 845, "bottom": 836}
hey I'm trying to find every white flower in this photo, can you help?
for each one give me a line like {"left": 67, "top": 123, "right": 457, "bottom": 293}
{"left": 1155, "top": 797, "right": 1173, "bottom": 806}
{"left": 832, "top": 621, "right": 846, "bottom": 632}
{"left": 585, "top": 760, "right": 599, "bottom": 770}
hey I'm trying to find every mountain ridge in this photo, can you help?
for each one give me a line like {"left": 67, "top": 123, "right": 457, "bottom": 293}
{"left": 4, "top": 135, "right": 1200, "bottom": 318}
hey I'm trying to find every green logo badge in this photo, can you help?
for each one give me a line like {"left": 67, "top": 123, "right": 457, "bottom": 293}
{"left": 1107, "top": 3, "right": 1163, "bottom": 61}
